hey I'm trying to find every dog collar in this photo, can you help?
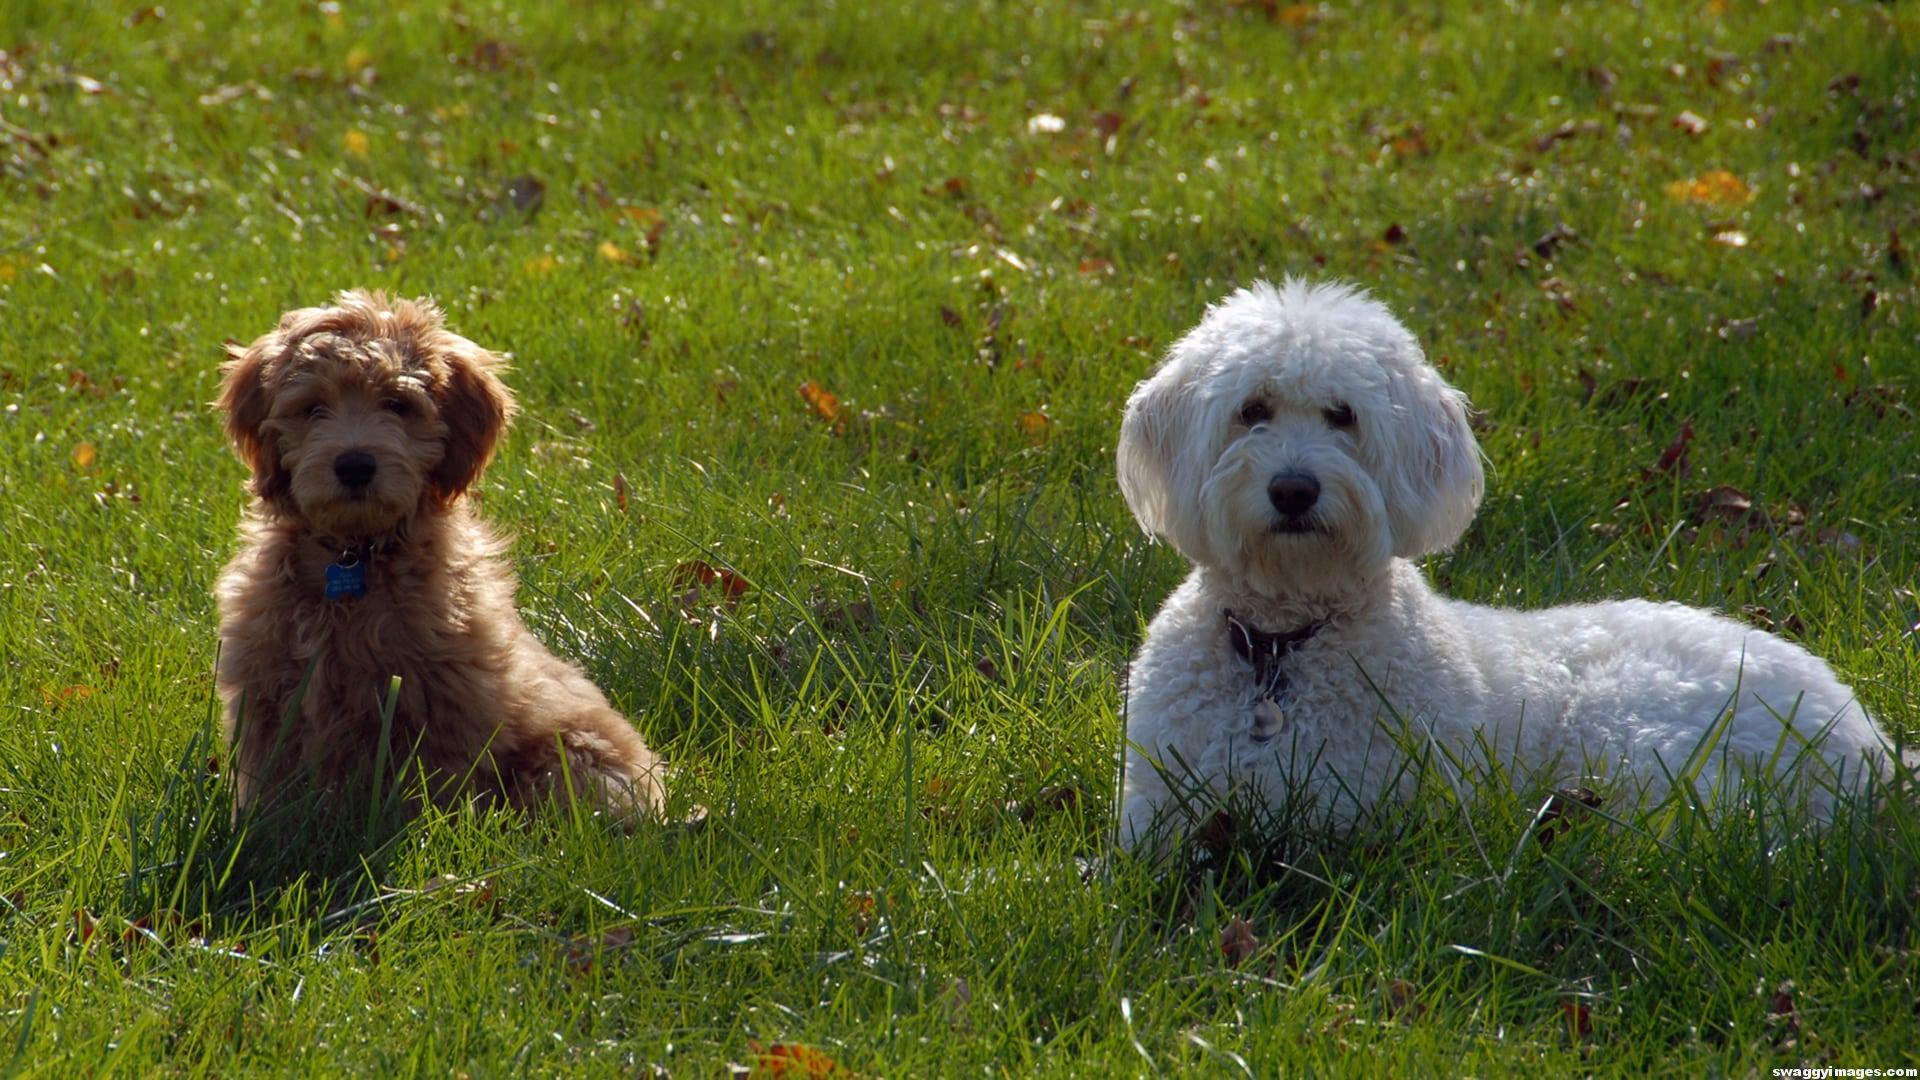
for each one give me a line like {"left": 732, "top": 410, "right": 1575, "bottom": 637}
{"left": 1224, "top": 610, "right": 1324, "bottom": 699}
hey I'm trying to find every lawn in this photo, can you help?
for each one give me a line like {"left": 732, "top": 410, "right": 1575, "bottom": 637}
{"left": 2, "top": 0, "right": 1917, "bottom": 1074}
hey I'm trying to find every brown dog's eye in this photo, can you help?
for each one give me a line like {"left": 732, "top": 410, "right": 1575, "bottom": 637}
{"left": 384, "top": 399, "right": 412, "bottom": 417}
{"left": 1239, "top": 400, "right": 1273, "bottom": 426}
{"left": 1323, "top": 403, "right": 1356, "bottom": 429}
{"left": 307, "top": 404, "right": 328, "bottom": 420}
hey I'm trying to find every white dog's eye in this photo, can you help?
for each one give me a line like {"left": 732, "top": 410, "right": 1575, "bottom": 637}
{"left": 1238, "top": 400, "right": 1272, "bottom": 426}
{"left": 1323, "top": 403, "right": 1356, "bottom": 429}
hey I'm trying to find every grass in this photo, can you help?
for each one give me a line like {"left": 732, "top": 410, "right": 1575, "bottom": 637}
{"left": 2, "top": 0, "right": 1917, "bottom": 1073}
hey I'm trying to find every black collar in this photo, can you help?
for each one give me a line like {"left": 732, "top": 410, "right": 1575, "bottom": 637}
{"left": 1225, "top": 610, "right": 1325, "bottom": 698}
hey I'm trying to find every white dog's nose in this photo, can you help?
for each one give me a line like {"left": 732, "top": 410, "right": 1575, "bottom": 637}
{"left": 1267, "top": 471, "right": 1320, "bottom": 517}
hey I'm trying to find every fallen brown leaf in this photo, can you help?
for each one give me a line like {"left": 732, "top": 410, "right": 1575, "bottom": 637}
{"left": 1276, "top": 3, "right": 1317, "bottom": 27}
{"left": 565, "top": 926, "right": 635, "bottom": 973}
{"left": 1561, "top": 1000, "right": 1593, "bottom": 1039}
{"left": 1689, "top": 485, "right": 1755, "bottom": 527}
{"left": 671, "top": 560, "right": 750, "bottom": 602}
{"left": 845, "top": 892, "right": 876, "bottom": 936}
{"left": 751, "top": 1041, "right": 855, "bottom": 1078}
{"left": 798, "top": 380, "right": 845, "bottom": 432}
{"left": 1665, "top": 170, "right": 1753, "bottom": 206}
{"left": 1384, "top": 979, "right": 1427, "bottom": 1022}
{"left": 1644, "top": 419, "right": 1694, "bottom": 479}
{"left": 1534, "top": 786, "right": 1603, "bottom": 850}
{"left": 1219, "top": 915, "right": 1259, "bottom": 966}
{"left": 506, "top": 175, "right": 545, "bottom": 214}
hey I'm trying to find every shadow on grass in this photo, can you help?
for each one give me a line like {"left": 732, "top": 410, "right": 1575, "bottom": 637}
{"left": 1123, "top": 716, "right": 1920, "bottom": 1009}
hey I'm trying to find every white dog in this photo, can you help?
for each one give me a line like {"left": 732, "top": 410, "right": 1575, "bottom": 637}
{"left": 1116, "top": 279, "right": 1893, "bottom": 854}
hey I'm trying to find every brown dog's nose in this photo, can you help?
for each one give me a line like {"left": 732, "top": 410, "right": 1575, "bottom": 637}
{"left": 334, "top": 451, "right": 377, "bottom": 489}
{"left": 1267, "top": 471, "right": 1320, "bottom": 517}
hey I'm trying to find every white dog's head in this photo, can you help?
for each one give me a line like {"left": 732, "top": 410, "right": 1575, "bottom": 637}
{"left": 1117, "top": 280, "right": 1483, "bottom": 597}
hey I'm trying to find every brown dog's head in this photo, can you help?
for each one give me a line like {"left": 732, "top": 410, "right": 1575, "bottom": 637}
{"left": 217, "top": 290, "right": 516, "bottom": 538}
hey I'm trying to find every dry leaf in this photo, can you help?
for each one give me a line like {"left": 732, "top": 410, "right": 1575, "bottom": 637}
{"left": 598, "top": 241, "right": 631, "bottom": 265}
{"left": 1768, "top": 981, "right": 1798, "bottom": 1022}
{"left": 1813, "top": 527, "right": 1863, "bottom": 553}
{"left": 342, "top": 129, "right": 370, "bottom": 158}
{"left": 420, "top": 875, "right": 497, "bottom": 911}
{"left": 1385, "top": 979, "right": 1427, "bottom": 1021}
{"left": 1390, "top": 129, "right": 1430, "bottom": 157}
{"left": 522, "top": 253, "right": 557, "bottom": 276}
{"left": 1077, "top": 257, "right": 1113, "bottom": 274}
{"left": 1534, "top": 786, "right": 1602, "bottom": 850}
{"left": 1645, "top": 419, "right": 1694, "bottom": 478}
{"left": 344, "top": 45, "right": 374, "bottom": 74}
{"left": 468, "top": 39, "right": 517, "bottom": 71}
{"left": 1017, "top": 410, "right": 1052, "bottom": 439}
{"left": 1690, "top": 486, "right": 1755, "bottom": 526}
{"left": 845, "top": 892, "right": 876, "bottom": 936}
{"left": 940, "top": 976, "right": 973, "bottom": 1030}
{"left": 42, "top": 684, "right": 94, "bottom": 709}
{"left": 670, "top": 560, "right": 751, "bottom": 602}
{"left": 1277, "top": 4, "right": 1318, "bottom": 26}
{"left": 70, "top": 441, "right": 97, "bottom": 471}
{"left": 1218, "top": 915, "right": 1259, "bottom": 966}
{"left": 1665, "top": 170, "right": 1753, "bottom": 206}
{"left": 798, "top": 380, "right": 844, "bottom": 431}
{"left": 1561, "top": 1000, "right": 1593, "bottom": 1039}
{"left": 565, "top": 926, "right": 634, "bottom": 973}
{"left": 506, "top": 175, "right": 545, "bottom": 213}
{"left": 751, "top": 1042, "right": 855, "bottom": 1078}
{"left": 1532, "top": 221, "right": 1576, "bottom": 259}
{"left": 121, "top": 909, "right": 188, "bottom": 945}
{"left": 614, "top": 471, "right": 630, "bottom": 512}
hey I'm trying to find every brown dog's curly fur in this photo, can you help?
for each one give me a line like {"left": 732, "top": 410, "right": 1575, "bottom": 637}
{"left": 215, "top": 289, "right": 664, "bottom": 823}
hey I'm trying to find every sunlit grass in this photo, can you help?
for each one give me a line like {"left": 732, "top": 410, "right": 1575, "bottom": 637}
{"left": 1, "top": 1, "right": 1916, "bottom": 1074}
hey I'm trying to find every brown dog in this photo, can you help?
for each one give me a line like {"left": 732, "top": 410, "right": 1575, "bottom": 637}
{"left": 214, "top": 289, "right": 664, "bottom": 824}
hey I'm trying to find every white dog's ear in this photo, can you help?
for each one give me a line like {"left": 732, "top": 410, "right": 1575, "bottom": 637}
{"left": 1380, "top": 366, "right": 1484, "bottom": 557}
{"left": 1116, "top": 368, "right": 1192, "bottom": 539}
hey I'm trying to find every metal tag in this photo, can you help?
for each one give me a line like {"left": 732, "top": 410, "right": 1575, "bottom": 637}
{"left": 325, "top": 553, "right": 366, "bottom": 601}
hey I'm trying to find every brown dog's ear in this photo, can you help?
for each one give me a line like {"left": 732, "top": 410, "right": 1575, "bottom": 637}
{"left": 430, "top": 338, "right": 516, "bottom": 501}
{"left": 217, "top": 337, "right": 290, "bottom": 501}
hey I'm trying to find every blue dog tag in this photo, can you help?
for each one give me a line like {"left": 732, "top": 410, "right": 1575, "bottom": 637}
{"left": 325, "top": 555, "right": 366, "bottom": 601}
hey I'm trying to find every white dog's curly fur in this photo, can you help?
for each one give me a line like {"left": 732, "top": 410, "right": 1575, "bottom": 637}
{"left": 1117, "top": 279, "right": 1893, "bottom": 854}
